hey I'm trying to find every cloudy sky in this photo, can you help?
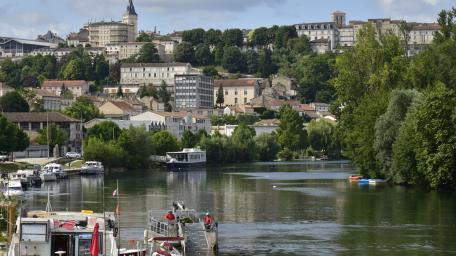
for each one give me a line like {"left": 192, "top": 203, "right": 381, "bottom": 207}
{"left": 0, "top": 0, "right": 453, "bottom": 39}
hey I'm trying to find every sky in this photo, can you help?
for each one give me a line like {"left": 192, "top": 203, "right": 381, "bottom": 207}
{"left": 0, "top": 0, "right": 454, "bottom": 39}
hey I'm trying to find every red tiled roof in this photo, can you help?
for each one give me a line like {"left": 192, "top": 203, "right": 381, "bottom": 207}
{"left": 42, "top": 80, "right": 88, "bottom": 88}
{"left": 214, "top": 79, "right": 258, "bottom": 88}
{"left": 298, "top": 104, "right": 315, "bottom": 111}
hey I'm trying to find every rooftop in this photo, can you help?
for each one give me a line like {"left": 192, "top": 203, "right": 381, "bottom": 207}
{"left": 214, "top": 79, "right": 259, "bottom": 88}
{"left": 105, "top": 101, "right": 136, "bottom": 113}
{"left": 1, "top": 112, "right": 79, "bottom": 123}
{"left": 121, "top": 62, "right": 189, "bottom": 68}
{"left": 32, "top": 88, "right": 60, "bottom": 97}
{"left": 42, "top": 80, "right": 88, "bottom": 88}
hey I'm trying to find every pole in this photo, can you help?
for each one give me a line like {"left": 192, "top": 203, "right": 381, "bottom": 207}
{"left": 80, "top": 111, "right": 84, "bottom": 156}
{"left": 117, "top": 179, "right": 120, "bottom": 256}
{"left": 47, "top": 111, "right": 49, "bottom": 159}
{"left": 102, "top": 173, "right": 106, "bottom": 255}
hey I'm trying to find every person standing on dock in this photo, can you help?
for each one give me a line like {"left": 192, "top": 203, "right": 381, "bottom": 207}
{"left": 204, "top": 212, "right": 213, "bottom": 231}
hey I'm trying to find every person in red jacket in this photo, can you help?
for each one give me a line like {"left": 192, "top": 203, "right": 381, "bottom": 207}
{"left": 165, "top": 211, "right": 175, "bottom": 222}
{"left": 204, "top": 212, "right": 213, "bottom": 231}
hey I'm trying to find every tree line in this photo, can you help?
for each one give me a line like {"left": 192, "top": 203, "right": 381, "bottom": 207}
{"left": 333, "top": 8, "right": 456, "bottom": 189}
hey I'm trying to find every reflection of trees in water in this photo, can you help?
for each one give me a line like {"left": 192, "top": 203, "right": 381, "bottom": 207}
{"left": 335, "top": 185, "right": 456, "bottom": 254}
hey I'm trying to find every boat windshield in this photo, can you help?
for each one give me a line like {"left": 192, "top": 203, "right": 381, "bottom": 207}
{"left": 169, "top": 153, "right": 188, "bottom": 162}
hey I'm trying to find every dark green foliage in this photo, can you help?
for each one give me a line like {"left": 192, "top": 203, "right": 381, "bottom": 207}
{"left": 64, "top": 96, "right": 100, "bottom": 122}
{"left": 86, "top": 121, "right": 121, "bottom": 142}
{"left": 136, "top": 32, "right": 153, "bottom": 42}
{"left": 0, "top": 115, "right": 29, "bottom": 155}
{"left": 158, "top": 81, "right": 172, "bottom": 111}
{"left": 257, "top": 49, "right": 277, "bottom": 78}
{"left": 210, "top": 114, "right": 259, "bottom": 126}
{"left": 244, "top": 49, "right": 259, "bottom": 74}
{"left": 222, "top": 46, "right": 245, "bottom": 73}
{"left": 36, "top": 123, "right": 68, "bottom": 156}
{"left": 182, "top": 28, "right": 206, "bottom": 46}
{"left": 84, "top": 137, "right": 126, "bottom": 168}
{"left": 203, "top": 66, "right": 219, "bottom": 78}
{"left": 151, "top": 130, "right": 180, "bottom": 156}
{"left": 195, "top": 44, "right": 214, "bottom": 66}
{"left": 136, "top": 43, "right": 161, "bottom": 63}
{"left": 255, "top": 133, "right": 279, "bottom": 161}
{"left": 174, "top": 42, "right": 195, "bottom": 64}
{"left": 0, "top": 91, "right": 29, "bottom": 112}
{"left": 138, "top": 84, "right": 158, "bottom": 99}
{"left": 222, "top": 29, "right": 243, "bottom": 47}
{"left": 276, "top": 105, "right": 307, "bottom": 151}
{"left": 181, "top": 130, "right": 198, "bottom": 148}
{"left": 215, "top": 86, "right": 224, "bottom": 107}
{"left": 307, "top": 119, "right": 336, "bottom": 154}
{"left": 118, "top": 126, "right": 155, "bottom": 169}
{"left": 204, "top": 29, "right": 223, "bottom": 45}
{"left": 231, "top": 124, "right": 256, "bottom": 162}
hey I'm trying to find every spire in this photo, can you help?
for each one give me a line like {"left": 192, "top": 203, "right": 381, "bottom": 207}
{"left": 126, "top": 0, "right": 137, "bottom": 16}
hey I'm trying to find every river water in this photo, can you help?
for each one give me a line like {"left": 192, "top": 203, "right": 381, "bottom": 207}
{"left": 22, "top": 161, "right": 456, "bottom": 255}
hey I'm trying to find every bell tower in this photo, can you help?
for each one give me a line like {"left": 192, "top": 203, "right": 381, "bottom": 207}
{"left": 123, "top": 0, "right": 138, "bottom": 41}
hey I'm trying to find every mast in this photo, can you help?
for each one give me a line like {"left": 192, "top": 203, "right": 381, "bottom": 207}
{"left": 103, "top": 173, "right": 106, "bottom": 255}
{"left": 116, "top": 179, "right": 120, "bottom": 256}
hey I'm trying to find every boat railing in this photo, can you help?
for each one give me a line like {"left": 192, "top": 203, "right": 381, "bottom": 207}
{"left": 148, "top": 216, "right": 174, "bottom": 236}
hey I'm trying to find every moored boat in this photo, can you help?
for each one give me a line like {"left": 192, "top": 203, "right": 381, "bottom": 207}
{"left": 43, "top": 163, "right": 68, "bottom": 179}
{"left": 166, "top": 148, "right": 206, "bottom": 169}
{"left": 349, "top": 175, "right": 362, "bottom": 181}
{"left": 368, "top": 179, "right": 387, "bottom": 185}
{"left": 358, "top": 178, "right": 370, "bottom": 185}
{"left": 80, "top": 161, "right": 104, "bottom": 175}
{"left": 3, "top": 179, "right": 24, "bottom": 197}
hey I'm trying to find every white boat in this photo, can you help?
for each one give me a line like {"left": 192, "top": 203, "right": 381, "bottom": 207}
{"left": 7, "top": 210, "right": 120, "bottom": 256}
{"left": 3, "top": 180, "right": 24, "bottom": 197}
{"left": 40, "top": 171, "right": 57, "bottom": 182}
{"left": 12, "top": 169, "right": 42, "bottom": 187}
{"left": 80, "top": 161, "right": 104, "bottom": 175}
{"left": 166, "top": 148, "right": 206, "bottom": 169}
{"left": 368, "top": 179, "right": 387, "bottom": 185}
{"left": 43, "top": 163, "right": 68, "bottom": 179}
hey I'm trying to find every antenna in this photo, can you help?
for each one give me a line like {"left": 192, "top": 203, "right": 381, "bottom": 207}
{"left": 45, "top": 187, "right": 52, "bottom": 212}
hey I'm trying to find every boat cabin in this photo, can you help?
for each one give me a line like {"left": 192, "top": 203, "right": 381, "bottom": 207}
{"left": 166, "top": 148, "right": 206, "bottom": 167}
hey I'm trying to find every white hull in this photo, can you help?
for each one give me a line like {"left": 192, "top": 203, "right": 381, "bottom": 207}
{"left": 40, "top": 173, "right": 57, "bottom": 182}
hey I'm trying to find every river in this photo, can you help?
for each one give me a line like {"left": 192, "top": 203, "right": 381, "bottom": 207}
{"left": 22, "top": 161, "right": 456, "bottom": 255}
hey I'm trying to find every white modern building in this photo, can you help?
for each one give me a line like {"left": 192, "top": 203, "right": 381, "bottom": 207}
{"left": 130, "top": 111, "right": 211, "bottom": 139}
{"left": 175, "top": 74, "right": 214, "bottom": 109}
{"left": 120, "top": 63, "right": 192, "bottom": 86}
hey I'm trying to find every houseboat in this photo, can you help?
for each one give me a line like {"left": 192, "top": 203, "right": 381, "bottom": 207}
{"left": 3, "top": 180, "right": 24, "bottom": 197}
{"left": 165, "top": 148, "right": 206, "bottom": 169}
{"left": 80, "top": 161, "right": 104, "bottom": 175}
{"left": 43, "top": 163, "right": 68, "bottom": 179}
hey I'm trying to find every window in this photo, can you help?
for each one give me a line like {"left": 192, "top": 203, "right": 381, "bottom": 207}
{"left": 244, "top": 98, "right": 247, "bottom": 103}
{"left": 225, "top": 91, "right": 228, "bottom": 95}
{"left": 235, "top": 91, "right": 238, "bottom": 95}
{"left": 235, "top": 98, "right": 238, "bottom": 104}
{"left": 244, "top": 90, "right": 247, "bottom": 95}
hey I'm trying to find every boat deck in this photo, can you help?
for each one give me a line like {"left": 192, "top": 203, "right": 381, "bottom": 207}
{"left": 184, "top": 223, "right": 213, "bottom": 255}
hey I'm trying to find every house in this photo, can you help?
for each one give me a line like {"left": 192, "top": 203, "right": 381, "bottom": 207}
{"left": 213, "top": 79, "right": 261, "bottom": 107}
{"left": 98, "top": 100, "right": 138, "bottom": 119}
{"left": 42, "top": 80, "right": 90, "bottom": 98}
{"left": 1, "top": 112, "right": 83, "bottom": 157}
{"left": 0, "top": 82, "right": 14, "bottom": 97}
{"left": 262, "top": 75, "right": 298, "bottom": 100}
{"left": 103, "top": 85, "right": 140, "bottom": 98}
{"left": 130, "top": 111, "right": 211, "bottom": 139}
{"left": 214, "top": 119, "right": 280, "bottom": 137}
{"left": 32, "top": 88, "right": 61, "bottom": 111}
{"left": 296, "top": 103, "right": 334, "bottom": 120}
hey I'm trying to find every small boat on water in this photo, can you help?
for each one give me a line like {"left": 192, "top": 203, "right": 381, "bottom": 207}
{"left": 11, "top": 169, "right": 42, "bottom": 188}
{"left": 166, "top": 148, "right": 206, "bottom": 169}
{"left": 3, "top": 179, "right": 25, "bottom": 197}
{"left": 368, "top": 179, "right": 387, "bottom": 185}
{"left": 349, "top": 175, "right": 362, "bottom": 181}
{"left": 40, "top": 171, "right": 57, "bottom": 182}
{"left": 43, "top": 163, "right": 68, "bottom": 179}
{"left": 358, "top": 179, "right": 370, "bottom": 185}
{"left": 80, "top": 161, "right": 104, "bottom": 175}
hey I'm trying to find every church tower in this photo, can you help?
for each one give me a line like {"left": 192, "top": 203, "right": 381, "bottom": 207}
{"left": 123, "top": 0, "right": 138, "bottom": 41}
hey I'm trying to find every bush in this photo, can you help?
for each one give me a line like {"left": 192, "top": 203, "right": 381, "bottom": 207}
{"left": 277, "top": 148, "right": 294, "bottom": 161}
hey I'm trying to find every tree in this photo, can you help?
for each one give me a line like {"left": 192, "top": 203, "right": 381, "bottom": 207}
{"left": 62, "top": 59, "right": 84, "bottom": 80}
{"left": 257, "top": 49, "right": 277, "bottom": 78}
{"left": 252, "top": 27, "right": 270, "bottom": 47}
{"left": 244, "top": 49, "right": 259, "bottom": 74}
{"left": 138, "top": 84, "right": 158, "bottom": 99}
{"left": 86, "top": 121, "right": 121, "bottom": 142}
{"left": 0, "top": 115, "right": 29, "bottom": 157}
{"left": 274, "top": 26, "right": 298, "bottom": 49}
{"left": 117, "top": 86, "right": 123, "bottom": 98}
{"left": 0, "top": 91, "right": 29, "bottom": 112}
{"left": 202, "top": 66, "right": 219, "bottom": 78}
{"left": 118, "top": 125, "right": 154, "bottom": 168}
{"left": 36, "top": 123, "right": 68, "bottom": 156}
{"left": 136, "top": 43, "right": 161, "bottom": 63}
{"left": 182, "top": 28, "right": 205, "bottom": 46}
{"left": 181, "top": 130, "right": 198, "bottom": 148}
{"left": 216, "top": 86, "right": 224, "bottom": 107}
{"left": 214, "top": 42, "right": 224, "bottom": 65}
{"left": 307, "top": 119, "right": 336, "bottom": 155}
{"left": 204, "top": 29, "right": 222, "bottom": 45}
{"left": 94, "top": 54, "right": 109, "bottom": 82}
{"left": 276, "top": 105, "right": 307, "bottom": 151}
{"left": 195, "top": 44, "right": 213, "bottom": 66}
{"left": 174, "top": 42, "right": 195, "bottom": 64}
{"left": 373, "top": 90, "right": 421, "bottom": 179}
{"left": 158, "top": 81, "right": 172, "bottom": 111}
{"left": 222, "top": 29, "right": 243, "bottom": 47}
{"left": 84, "top": 137, "right": 126, "bottom": 168}
{"left": 136, "top": 32, "right": 153, "bottom": 42}
{"left": 231, "top": 124, "right": 256, "bottom": 162}
{"left": 63, "top": 96, "right": 100, "bottom": 122}
{"left": 255, "top": 133, "right": 279, "bottom": 161}
{"left": 151, "top": 130, "right": 180, "bottom": 156}
{"left": 222, "top": 46, "right": 245, "bottom": 73}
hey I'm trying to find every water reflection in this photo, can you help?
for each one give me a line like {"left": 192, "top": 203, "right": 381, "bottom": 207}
{"left": 20, "top": 161, "right": 456, "bottom": 255}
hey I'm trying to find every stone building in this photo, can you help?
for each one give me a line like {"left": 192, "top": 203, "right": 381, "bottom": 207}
{"left": 42, "top": 80, "right": 90, "bottom": 98}
{"left": 213, "top": 79, "right": 261, "bottom": 107}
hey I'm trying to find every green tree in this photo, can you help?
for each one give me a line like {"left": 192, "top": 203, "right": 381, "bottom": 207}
{"left": 181, "top": 130, "right": 198, "bottom": 148}
{"left": 182, "top": 28, "right": 206, "bottom": 46}
{"left": 136, "top": 32, "right": 153, "bottom": 42}
{"left": 214, "top": 42, "right": 225, "bottom": 65}
{"left": 274, "top": 26, "right": 298, "bottom": 49}
{"left": 204, "top": 29, "right": 222, "bottom": 45}
{"left": 94, "top": 54, "right": 109, "bottom": 82}
{"left": 216, "top": 86, "right": 224, "bottom": 107}
{"left": 174, "top": 42, "right": 195, "bottom": 64}
{"left": 244, "top": 49, "right": 259, "bottom": 74}
{"left": 231, "top": 124, "right": 256, "bottom": 162}
{"left": 222, "top": 29, "right": 243, "bottom": 47}
{"left": 118, "top": 125, "right": 154, "bottom": 168}
{"left": 255, "top": 133, "right": 279, "bottom": 161}
{"left": 84, "top": 137, "right": 126, "bottom": 168}
{"left": 222, "top": 46, "right": 245, "bottom": 73}
{"left": 0, "top": 115, "right": 29, "bottom": 156}
{"left": 287, "top": 36, "right": 311, "bottom": 56}
{"left": 257, "top": 49, "right": 277, "bottom": 78}
{"left": 158, "top": 81, "right": 172, "bottom": 111}
{"left": 252, "top": 27, "right": 270, "bottom": 47}
{"left": 36, "top": 123, "right": 68, "bottom": 156}
{"left": 373, "top": 89, "right": 421, "bottom": 179}
{"left": 138, "top": 84, "right": 158, "bottom": 99}
{"left": 276, "top": 105, "right": 307, "bottom": 151}
{"left": 86, "top": 121, "right": 121, "bottom": 142}
{"left": 117, "top": 85, "right": 123, "bottom": 98}
{"left": 195, "top": 44, "right": 213, "bottom": 66}
{"left": 136, "top": 43, "right": 161, "bottom": 63}
{"left": 0, "top": 91, "right": 29, "bottom": 112}
{"left": 62, "top": 59, "right": 84, "bottom": 80}
{"left": 202, "top": 66, "right": 219, "bottom": 78}
{"left": 151, "top": 130, "right": 180, "bottom": 156}
{"left": 63, "top": 96, "right": 100, "bottom": 122}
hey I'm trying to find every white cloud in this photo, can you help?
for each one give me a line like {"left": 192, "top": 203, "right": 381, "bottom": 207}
{"left": 376, "top": 0, "right": 446, "bottom": 21}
